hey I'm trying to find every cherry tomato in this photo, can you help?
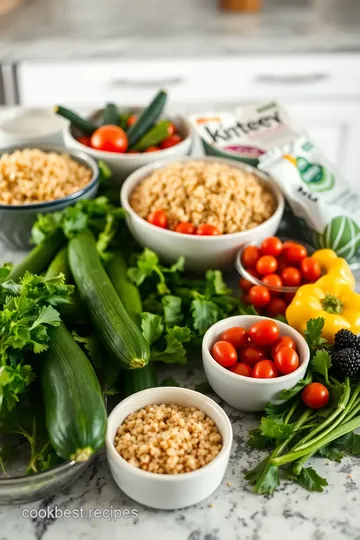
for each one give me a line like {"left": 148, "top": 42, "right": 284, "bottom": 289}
{"left": 274, "top": 347, "right": 299, "bottom": 375}
{"left": 252, "top": 360, "right": 278, "bottom": 379}
{"left": 147, "top": 210, "right": 167, "bottom": 229}
{"left": 212, "top": 341, "right": 237, "bottom": 368}
{"left": 284, "top": 243, "right": 307, "bottom": 265}
{"left": 249, "top": 320, "right": 280, "bottom": 346}
{"left": 196, "top": 224, "right": 221, "bottom": 236}
{"left": 261, "top": 274, "right": 283, "bottom": 292}
{"left": 175, "top": 222, "right": 196, "bottom": 235}
{"left": 241, "top": 245, "right": 260, "bottom": 268}
{"left": 127, "top": 114, "right": 138, "bottom": 128}
{"left": 167, "top": 122, "right": 177, "bottom": 136}
{"left": 127, "top": 149, "right": 140, "bottom": 154}
{"left": 77, "top": 136, "right": 91, "bottom": 147}
{"left": 239, "top": 277, "right": 253, "bottom": 292}
{"left": 230, "top": 362, "right": 253, "bottom": 377}
{"left": 220, "top": 327, "right": 248, "bottom": 349}
{"left": 271, "top": 336, "right": 296, "bottom": 357}
{"left": 144, "top": 146, "right": 160, "bottom": 152}
{"left": 266, "top": 297, "right": 287, "bottom": 318}
{"left": 284, "top": 292, "right": 296, "bottom": 304}
{"left": 242, "top": 294, "right": 251, "bottom": 305}
{"left": 300, "top": 257, "right": 322, "bottom": 282}
{"left": 302, "top": 382, "right": 329, "bottom": 409}
{"left": 90, "top": 125, "right": 128, "bottom": 153}
{"left": 256, "top": 255, "right": 278, "bottom": 275}
{"left": 281, "top": 267, "right": 302, "bottom": 287}
{"left": 276, "top": 254, "right": 288, "bottom": 274}
{"left": 240, "top": 345, "right": 266, "bottom": 367}
{"left": 248, "top": 285, "right": 270, "bottom": 309}
{"left": 159, "top": 134, "right": 182, "bottom": 149}
{"left": 260, "top": 236, "right": 283, "bottom": 257}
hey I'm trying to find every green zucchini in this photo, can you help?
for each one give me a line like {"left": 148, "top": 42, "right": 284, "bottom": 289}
{"left": 121, "top": 362, "right": 158, "bottom": 398}
{"left": 127, "top": 90, "right": 167, "bottom": 146}
{"left": 102, "top": 103, "right": 119, "bottom": 126}
{"left": 8, "top": 229, "right": 65, "bottom": 282}
{"left": 133, "top": 121, "right": 171, "bottom": 151}
{"left": 53, "top": 105, "right": 97, "bottom": 135}
{"left": 119, "top": 113, "right": 130, "bottom": 131}
{"left": 107, "top": 252, "right": 142, "bottom": 323}
{"left": 45, "top": 246, "right": 71, "bottom": 282}
{"left": 41, "top": 322, "right": 107, "bottom": 462}
{"left": 68, "top": 229, "right": 150, "bottom": 369}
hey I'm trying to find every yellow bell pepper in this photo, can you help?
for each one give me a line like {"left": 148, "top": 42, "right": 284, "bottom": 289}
{"left": 286, "top": 272, "right": 360, "bottom": 343}
{"left": 311, "top": 248, "right": 355, "bottom": 289}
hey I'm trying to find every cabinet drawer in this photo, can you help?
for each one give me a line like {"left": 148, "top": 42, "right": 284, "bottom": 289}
{"left": 17, "top": 54, "right": 360, "bottom": 106}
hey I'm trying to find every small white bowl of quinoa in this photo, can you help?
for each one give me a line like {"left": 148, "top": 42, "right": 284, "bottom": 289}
{"left": 0, "top": 145, "right": 99, "bottom": 249}
{"left": 106, "top": 386, "right": 233, "bottom": 510}
{"left": 121, "top": 156, "right": 284, "bottom": 271}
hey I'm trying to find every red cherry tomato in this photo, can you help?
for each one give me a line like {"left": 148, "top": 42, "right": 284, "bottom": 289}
{"left": 239, "top": 277, "right": 253, "bottom": 292}
{"left": 281, "top": 267, "right": 302, "bottom": 287}
{"left": 271, "top": 336, "right": 297, "bottom": 357}
{"left": 147, "top": 210, "right": 167, "bottom": 229}
{"left": 144, "top": 146, "right": 160, "bottom": 152}
{"left": 284, "top": 292, "right": 296, "bottom": 304}
{"left": 77, "top": 136, "right": 91, "bottom": 147}
{"left": 266, "top": 298, "right": 287, "bottom": 318}
{"left": 241, "top": 245, "right": 260, "bottom": 268}
{"left": 261, "top": 274, "right": 283, "bottom": 292}
{"left": 159, "top": 134, "right": 183, "bottom": 149}
{"left": 175, "top": 222, "right": 196, "bottom": 235}
{"left": 274, "top": 347, "right": 299, "bottom": 375}
{"left": 229, "top": 362, "right": 253, "bottom": 377}
{"left": 300, "top": 257, "right": 322, "bottom": 282}
{"left": 196, "top": 224, "right": 221, "bottom": 236}
{"left": 220, "top": 327, "right": 248, "bottom": 349}
{"left": 127, "top": 114, "right": 138, "bottom": 128}
{"left": 256, "top": 255, "right": 278, "bottom": 275}
{"left": 90, "top": 125, "right": 128, "bottom": 153}
{"left": 284, "top": 243, "right": 308, "bottom": 265}
{"left": 240, "top": 345, "right": 265, "bottom": 367}
{"left": 252, "top": 360, "right": 278, "bottom": 379}
{"left": 249, "top": 320, "right": 280, "bottom": 346}
{"left": 260, "top": 236, "right": 283, "bottom": 257}
{"left": 276, "top": 255, "right": 288, "bottom": 274}
{"left": 127, "top": 149, "right": 140, "bottom": 154}
{"left": 302, "top": 382, "right": 329, "bottom": 409}
{"left": 167, "top": 122, "right": 177, "bottom": 136}
{"left": 248, "top": 285, "right": 270, "bottom": 309}
{"left": 212, "top": 341, "right": 237, "bottom": 368}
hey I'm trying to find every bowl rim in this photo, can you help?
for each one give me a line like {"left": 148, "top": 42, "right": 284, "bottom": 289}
{"left": 120, "top": 155, "right": 285, "bottom": 241}
{"left": 64, "top": 111, "right": 192, "bottom": 160}
{"left": 202, "top": 315, "right": 310, "bottom": 385}
{"left": 0, "top": 457, "right": 83, "bottom": 485}
{"left": 235, "top": 237, "right": 316, "bottom": 294}
{"left": 0, "top": 144, "right": 99, "bottom": 210}
{"left": 106, "top": 386, "right": 232, "bottom": 482}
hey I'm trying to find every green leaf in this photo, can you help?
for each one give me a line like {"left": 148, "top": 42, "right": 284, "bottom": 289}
{"left": 194, "top": 381, "right": 215, "bottom": 395}
{"left": 238, "top": 302, "right": 259, "bottom": 316}
{"left": 141, "top": 313, "right": 164, "bottom": 346}
{"left": 162, "top": 295, "right": 184, "bottom": 327}
{"left": 294, "top": 466, "right": 328, "bottom": 492}
{"left": 30, "top": 305, "right": 61, "bottom": 330}
{"left": 335, "top": 432, "right": 360, "bottom": 455}
{"left": 247, "top": 429, "right": 274, "bottom": 450}
{"left": 98, "top": 159, "right": 112, "bottom": 181}
{"left": 318, "top": 445, "right": 343, "bottom": 462}
{"left": 191, "top": 298, "right": 220, "bottom": 335}
{"left": 128, "top": 249, "right": 162, "bottom": 286}
{"left": 311, "top": 349, "right": 332, "bottom": 383}
{"left": 305, "top": 318, "right": 328, "bottom": 349}
{"left": 0, "top": 365, "right": 34, "bottom": 412}
{"left": 165, "top": 256, "right": 185, "bottom": 274}
{"left": 255, "top": 463, "right": 280, "bottom": 495}
{"left": 151, "top": 326, "right": 191, "bottom": 365}
{"left": 275, "top": 314, "right": 287, "bottom": 324}
{"left": 160, "top": 377, "right": 180, "bottom": 387}
{"left": 205, "top": 270, "right": 231, "bottom": 297}
{"left": 260, "top": 417, "right": 294, "bottom": 440}
{"left": 245, "top": 457, "right": 270, "bottom": 485}
{"left": 276, "top": 371, "right": 313, "bottom": 401}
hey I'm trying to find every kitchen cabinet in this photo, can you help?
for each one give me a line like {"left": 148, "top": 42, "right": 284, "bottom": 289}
{"left": 15, "top": 54, "right": 360, "bottom": 184}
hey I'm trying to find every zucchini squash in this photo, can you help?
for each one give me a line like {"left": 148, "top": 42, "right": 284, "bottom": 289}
{"left": 102, "top": 103, "right": 119, "bottom": 126}
{"left": 133, "top": 120, "right": 171, "bottom": 151}
{"left": 41, "top": 322, "right": 107, "bottom": 462}
{"left": 107, "top": 252, "right": 142, "bottom": 324}
{"left": 121, "top": 363, "right": 158, "bottom": 398}
{"left": 127, "top": 90, "right": 167, "bottom": 146}
{"left": 45, "top": 246, "right": 71, "bottom": 282}
{"left": 68, "top": 229, "right": 150, "bottom": 369}
{"left": 53, "top": 106, "right": 97, "bottom": 135}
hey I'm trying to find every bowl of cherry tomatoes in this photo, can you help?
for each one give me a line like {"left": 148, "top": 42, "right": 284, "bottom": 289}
{"left": 202, "top": 315, "right": 310, "bottom": 412}
{"left": 235, "top": 236, "right": 321, "bottom": 318}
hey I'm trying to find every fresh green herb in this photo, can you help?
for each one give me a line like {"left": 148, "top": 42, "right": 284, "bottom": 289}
{"left": 317, "top": 445, "right": 343, "bottom": 462}
{"left": 311, "top": 349, "right": 332, "bottom": 386}
{"left": 191, "top": 298, "right": 220, "bottom": 335}
{"left": 141, "top": 313, "right": 164, "bottom": 347}
{"left": 277, "top": 372, "right": 313, "bottom": 402}
{"left": 304, "top": 318, "right": 328, "bottom": 349}
{"left": 293, "top": 467, "right": 328, "bottom": 492}
{"left": 247, "top": 429, "right": 274, "bottom": 450}
{"left": 159, "top": 377, "right": 180, "bottom": 387}
{"left": 260, "top": 417, "right": 294, "bottom": 440}
{"left": 335, "top": 432, "right": 360, "bottom": 455}
{"left": 162, "top": 295, "right": 184, "bottom": 327}
{"left": 152, "top": 326, "right": 191, "bottom": 365}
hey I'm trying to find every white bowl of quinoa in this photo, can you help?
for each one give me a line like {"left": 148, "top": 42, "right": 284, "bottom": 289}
{"left": 121, "top": 156, "right": 284, "bottom": 270}
{"left": 0, "top": 145, "right": 99, "bottom": 249}
{"left": 106, "top": 386, "right": 233, "bottom": 510}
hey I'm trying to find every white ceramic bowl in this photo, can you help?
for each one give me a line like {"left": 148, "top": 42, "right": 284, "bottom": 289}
{"left": 106, "top": 387, "right": 233, "bottom": 510}
{"left": 0, "top": 109, "right": 66, "bottom": 148}
{"left": 63, "top": 110, "right": 192, "bottom": 183}
{"left": 202, "top": 315, "right": 310, "bottom": 412}
{"left": 121, "top": 156, "right": 285, "bottom": 271}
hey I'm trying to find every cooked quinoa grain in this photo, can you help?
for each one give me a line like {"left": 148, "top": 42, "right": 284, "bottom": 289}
{"left": 129, "top": 160, "right": 276, "bottom": 234}
{"left": 114, "top": 403, "right": 222, "bottom": 474}
{"left": 0, "top": 148, "right": 92, "bottom": 205}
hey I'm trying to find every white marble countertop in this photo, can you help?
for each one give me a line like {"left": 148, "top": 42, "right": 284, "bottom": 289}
{"left": 1, "top": 0, "right": 360, "bottom": 61}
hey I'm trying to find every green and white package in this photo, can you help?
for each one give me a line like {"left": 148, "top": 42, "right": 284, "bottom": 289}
{"left": 259, "top": 136, "right": 360, "bottom": 260}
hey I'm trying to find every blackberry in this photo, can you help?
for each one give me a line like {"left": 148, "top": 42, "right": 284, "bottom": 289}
{"left": 332, "top": 348, "right": 360, "bottom": 377}
{"left": 334, "top": 329, "right": 360, "bottom": 351}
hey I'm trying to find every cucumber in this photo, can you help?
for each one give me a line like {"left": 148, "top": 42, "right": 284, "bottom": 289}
{"left": 127, "top": 90, "right": 167, "bottom": 146}
{"left": 119, "top": 113, "right": 131, "bottom": 131}
{"left": 107, "top": 252, "right": 142, "bottom": 324}
{"left": 102, "top": 103, "right": 119, "bottom": 126}
{"left": 8, "top": 229, "right": 65, "bottom": 282}
{"left": 68, "top": 229, "right": 150, "bottom": 369}
{"left": 45, "top": 246, "right": 71, "bottom": 282}
{"left": 41, "top": 322, "right": 107, "bottom": 462}
{"left": 53, "top": 105, "right": 97, "bottom": 135}
{"left": 133, "top": 121, "right": 171, "bottom": 151}
{"left": 121, "top": 363, "right": 158, "bottom": 398}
